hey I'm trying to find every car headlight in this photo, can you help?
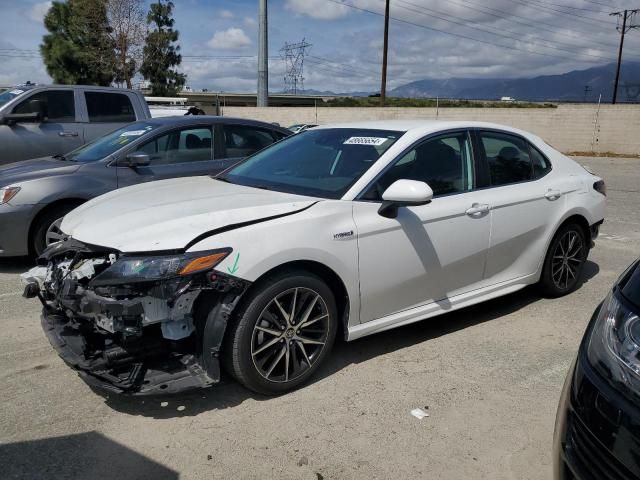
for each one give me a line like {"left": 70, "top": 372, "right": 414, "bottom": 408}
{"left": 0, "top": 186, "right": 20, "bottom": 205}
{"left": 90, "top": 249, "right": 232, "bottom": 287}
{"left": 587, "top": 289, "right": 640, "bottom": 399}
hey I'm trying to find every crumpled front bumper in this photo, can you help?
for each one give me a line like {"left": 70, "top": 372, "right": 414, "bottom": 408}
{"left": 28, "top": 237, "right": 251, "bottom": 395}
{"left": 41, "top": 309, "right": 215, "bottom": 395}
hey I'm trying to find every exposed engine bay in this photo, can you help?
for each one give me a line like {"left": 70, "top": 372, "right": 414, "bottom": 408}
{"left": 22, "top": 238, "right": 249, "bottom": 395}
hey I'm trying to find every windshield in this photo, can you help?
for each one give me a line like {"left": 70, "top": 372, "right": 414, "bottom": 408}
{"left": 0, "top": 88, "right": 28, "bottom": 107}
{"left": 220, "top": 128, "right": 403, "bottom": 199}
{"left": 66, "top": 121, "right": 160, "bottom": 162}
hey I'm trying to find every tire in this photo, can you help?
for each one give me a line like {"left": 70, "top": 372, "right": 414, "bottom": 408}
{"left": 222, "top": 270, "right": 338, "bottom": 395}
{"left": 539, "top": 222, "right": 588, "bottom": 298}
{"left": 31, "top": 204, "right": 77, "bottom": 256}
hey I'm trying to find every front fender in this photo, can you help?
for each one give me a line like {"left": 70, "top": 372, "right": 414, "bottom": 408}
{"left": 186, "top": 201, "right": 361, "bottom": 328}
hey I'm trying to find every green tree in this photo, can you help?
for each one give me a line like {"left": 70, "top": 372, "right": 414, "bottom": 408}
{"left": 140, "top": 1, "right": 186, "bottom": 96}
{"left": 40, "top": 0, "right": 116, "bottom": 85}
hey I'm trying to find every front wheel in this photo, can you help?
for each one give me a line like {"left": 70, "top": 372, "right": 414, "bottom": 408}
{"left": 539, "top": 222, "right": 588, "bottom": 297}
{"left": 223, "top": 270, "right": 337, "bottom": 395}
{"left": 32, "top": 204, "right": 77, "bottom": 256}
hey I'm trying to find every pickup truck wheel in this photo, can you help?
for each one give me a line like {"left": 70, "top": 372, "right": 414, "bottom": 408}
{"left": 223, "top": 271, "right": 337, "bottom": 395}
{"left": 32, "top": 205, "right": 76, "bottom": 256}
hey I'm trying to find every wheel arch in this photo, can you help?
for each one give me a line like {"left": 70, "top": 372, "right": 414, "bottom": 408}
{"left": 241, "top": 260, "right": 351, "bottom": 341}
{"left": 536, "top": 211, "right": 592, "bottom": 280}
{"left": 28, "top": 198, "right": 87, "bottom": 253}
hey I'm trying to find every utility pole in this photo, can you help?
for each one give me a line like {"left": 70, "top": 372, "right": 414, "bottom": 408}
{"left": 610, "top": 9, "right": 639, "bottom": 104}
{"left": 583, "top": 85, "right": 592, "bottom": 102}
{"left": 380, "top": 0, "right": 390, "bottom": 106}
{"left": 257, "top": 0, "right": 268, "bottom": 107}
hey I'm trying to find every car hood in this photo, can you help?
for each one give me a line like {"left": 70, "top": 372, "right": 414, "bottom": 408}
{"left": 0, "top": 156, "right": 80, "bottom": 185}
{"left": 61, "top": 176, "right": 319, "bottom": 252}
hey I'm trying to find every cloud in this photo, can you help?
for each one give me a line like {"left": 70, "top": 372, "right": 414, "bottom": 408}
{"left": 219, "top": 9, "right": 234, "bottom": 19}
{"left": 285, "top": 0, "right": 351, "bottom": 20}
{"left": 207, "top": 28, "right": 251, "bottom": 50}
{"left": 243, "top": 17, "right": 257, "bottom": 27}
{"left": 26, "top": 1, "right": 51, "bottom": 23}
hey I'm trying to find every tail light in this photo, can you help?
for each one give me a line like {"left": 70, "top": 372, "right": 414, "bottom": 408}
{"left": 593, "top": 180, "right": 606, "bottom": 196}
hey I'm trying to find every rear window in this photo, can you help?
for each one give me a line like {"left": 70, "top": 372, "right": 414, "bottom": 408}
{"left": 85, "top": 92, "right": 136, "bottom": 123}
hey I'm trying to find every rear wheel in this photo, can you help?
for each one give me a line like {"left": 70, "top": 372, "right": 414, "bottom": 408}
{"left": 539, "top": 222, "right": 588, "bottom": 297}
{"left": 223, "top": 270, "right": 337, "bottom": 395}
{"left": 32, "top": 204, "right": 77, "bottom": 256}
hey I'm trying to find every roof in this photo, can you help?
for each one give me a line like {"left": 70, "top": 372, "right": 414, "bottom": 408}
{"left": 137, "top": 115, "right": 290, "bottom": 132}
{"left": 313, "top": 119, "right": 533, "bottom": 137}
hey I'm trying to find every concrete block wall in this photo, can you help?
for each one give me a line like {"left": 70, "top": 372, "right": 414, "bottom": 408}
{"left": 220, "top": 104, "right": 640, "bottom": 156}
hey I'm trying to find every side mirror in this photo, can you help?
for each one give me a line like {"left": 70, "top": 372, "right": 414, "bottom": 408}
{"left": 378, "top": 179, "right": 433, "bottom": 219}
{"left": 124, "top": 152, "right": 151, "bottom": 168}
{"left": 3, "top": 111, "right": 42, "bottom": 125}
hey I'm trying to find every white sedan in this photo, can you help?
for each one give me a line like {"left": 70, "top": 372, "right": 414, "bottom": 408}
{"left": 23, "top": 121, "right": 606, "bottom": 395}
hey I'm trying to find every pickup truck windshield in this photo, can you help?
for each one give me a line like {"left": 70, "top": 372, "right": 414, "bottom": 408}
{"left": 220, "top": 128, "right": 402, "bottom": 199}
{"left": 66, "top": 122, "right": 159, "bottom": 162}
{"left": 0, "top": 88, "right": 27, "bottom": 107}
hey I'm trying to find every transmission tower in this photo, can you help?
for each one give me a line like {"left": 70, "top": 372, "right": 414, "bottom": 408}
{"left": 280, "top": 39, "right": 312, "bottom": 95}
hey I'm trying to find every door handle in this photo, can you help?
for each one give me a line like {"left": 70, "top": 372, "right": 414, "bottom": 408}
{"left": 58, "top": 131, "right": 79, "bottom": 137}
{"left": 466, "top": 203, "right": 491, "bottom": 216}
{"left": 544, "top": 189, "right": 562, "bottom": 201}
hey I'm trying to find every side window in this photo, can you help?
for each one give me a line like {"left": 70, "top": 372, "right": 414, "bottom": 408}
{"left": 85, "top": 92, "right": 135, "bottom": 123}
{"left": 223, "top": 125, "right": 276, "bottom": 158}
{"left": 13, "top": 90, "right": 75, "bottom": 122}
{"left": 530, "top": 145, "right": 552, "bottom": 178}
{"left": 480, "top": 132, "right": 533, "bottom": 186}
{"left": 364, "top": 132, "right": 474, "bottom": 199}
{"left": 138, "top": 127, "right": 213, "bottom": 165}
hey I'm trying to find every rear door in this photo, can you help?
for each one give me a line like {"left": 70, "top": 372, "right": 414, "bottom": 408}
{"left": 115, "top": 124, "right": 220, "bottom": 187}
{"left": 81, "top": 90, "right": 137, "bottom": 142}
{"left": 1, "top": 89, "right": 84, "bottom": 163}
{"left": 468, "top": 129, "right": 563, "bottom": 284}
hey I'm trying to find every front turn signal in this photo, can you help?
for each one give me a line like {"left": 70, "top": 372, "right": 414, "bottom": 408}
{"left": 179, "top": 251, "right": 231, "bottom": 276}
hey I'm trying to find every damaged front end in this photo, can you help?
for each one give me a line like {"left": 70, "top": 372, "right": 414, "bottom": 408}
{"left": 22, "top": 239, "right": 249, "bottom": 395}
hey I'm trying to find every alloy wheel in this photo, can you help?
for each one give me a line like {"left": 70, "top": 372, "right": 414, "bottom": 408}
{"left": 45, "top": 217, "right": 65, "bottom": 247}
{"left": 251, "top": 287, "right": 330, "bottom": 383}
{"left": 551, "top": 229, "right": 584, "bottom": 290}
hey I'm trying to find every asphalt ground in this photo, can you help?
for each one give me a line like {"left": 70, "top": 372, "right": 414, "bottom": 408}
{"left": 0, "top": 156, "right": 638, "bottom": 480}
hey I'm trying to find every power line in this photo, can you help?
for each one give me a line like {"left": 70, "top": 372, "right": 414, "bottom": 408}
{"left": 326, "top": 0, "right": 611, "bottom": 62}
{"left": 430, "top": 0, "right": 631, "bottom": 52}
{"left": 519, "top": 0, "right": 608, "bottom": 14}
{"left": 507, "top": 0, "right": 614, "bottom": 26}
{"left": 394, "top": 0, "right": 616, "bottom": 61}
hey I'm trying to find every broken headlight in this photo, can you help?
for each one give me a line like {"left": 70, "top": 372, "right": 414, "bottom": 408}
{"left": 587, "top": 289, "right": 640, "bottom": 401}
{"left": 90, "top": 249, "right": 232, "bottom": 287}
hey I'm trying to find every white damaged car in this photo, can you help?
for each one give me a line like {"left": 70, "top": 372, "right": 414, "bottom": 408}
{"left": 22, "top": 121, "right": 606, "bottom": 395}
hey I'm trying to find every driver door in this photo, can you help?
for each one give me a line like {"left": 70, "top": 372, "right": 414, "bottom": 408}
{"left": 352, "top": 130, "right": 491, "bottom": 324}
{"left": 3, "top": 89, "right": 85, "bottom": 163}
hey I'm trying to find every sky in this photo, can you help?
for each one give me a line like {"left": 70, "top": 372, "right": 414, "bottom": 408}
{"left": 0, "top": 0, "right": 638, "bottom": 93}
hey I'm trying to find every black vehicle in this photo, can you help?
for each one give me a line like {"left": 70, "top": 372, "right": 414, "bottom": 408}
{"left": 554, "top": 258, "right": 640, "bottom": 479}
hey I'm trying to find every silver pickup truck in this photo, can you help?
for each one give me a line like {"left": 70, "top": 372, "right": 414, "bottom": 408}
{"left": 0, "top": 84, "right": 151, "bottom": 166}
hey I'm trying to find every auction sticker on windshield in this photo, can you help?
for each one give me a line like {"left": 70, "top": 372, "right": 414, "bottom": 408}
{"left": 120, "top": 130, "right": 149, "bottom": 137}
{"left": 343, "top": 137, "right": 389, "bottom": 146}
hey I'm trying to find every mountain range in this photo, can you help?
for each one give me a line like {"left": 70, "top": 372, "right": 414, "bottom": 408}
{"left": 304, "top": 62, "right": 640, "bottom": 102}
